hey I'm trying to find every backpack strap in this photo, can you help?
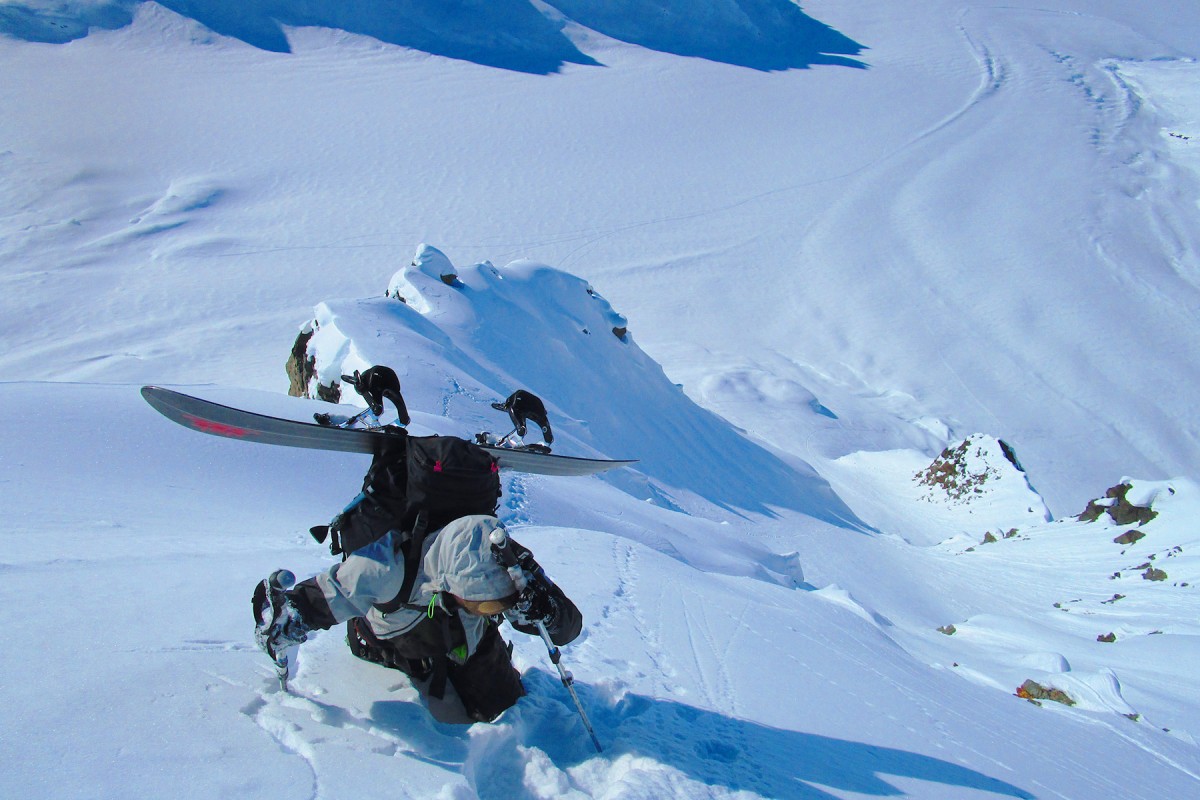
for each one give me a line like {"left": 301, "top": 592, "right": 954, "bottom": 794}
{"left": 372, "top": 510, "right": 430, "bottom": 615}
{"left": 427, "top": 609, "right": 453, "bottom": 700}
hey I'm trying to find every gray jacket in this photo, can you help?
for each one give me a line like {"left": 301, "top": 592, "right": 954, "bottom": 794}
{"left": 314, "top": 515, "right": 519, "bottom": 658}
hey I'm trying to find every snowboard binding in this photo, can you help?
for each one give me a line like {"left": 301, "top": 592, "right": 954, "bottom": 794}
{"left": 477, "top": 390, "right": 554, "bottom": 452}
{"left": 314, "top": 366, "right": 411, "bottom": 430}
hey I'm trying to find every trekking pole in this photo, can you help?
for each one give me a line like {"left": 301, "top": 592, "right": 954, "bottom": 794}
{"left": 532, "top": 618, "right": 603, "bottom": 753}
{"left": 490, "top": 530, "right": 603, "bottom": 753}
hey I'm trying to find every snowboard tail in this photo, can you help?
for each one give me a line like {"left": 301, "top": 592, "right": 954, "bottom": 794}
{"left": 141, "top": 386, "right": 635, "bottom": 477}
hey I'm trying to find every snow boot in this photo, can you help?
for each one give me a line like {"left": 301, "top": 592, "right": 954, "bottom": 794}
{"left": 252, "top": 569, "right": 310, "bottom": 690}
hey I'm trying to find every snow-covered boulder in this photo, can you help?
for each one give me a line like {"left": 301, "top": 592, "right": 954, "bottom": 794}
{"left": 386, "top": 243, "right": 459, "bottom": 313}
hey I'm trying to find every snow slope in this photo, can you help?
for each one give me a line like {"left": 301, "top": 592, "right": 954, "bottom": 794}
{"left": 6, "top": 381, "right": 1200, "bottom": 798}
{"left": 4, "top": 1, "right": 1200, "bottom": 798}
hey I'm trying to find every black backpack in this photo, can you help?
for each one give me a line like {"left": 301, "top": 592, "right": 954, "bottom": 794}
{"left": 313, "top": 432, "right": 501, "bottom": 558}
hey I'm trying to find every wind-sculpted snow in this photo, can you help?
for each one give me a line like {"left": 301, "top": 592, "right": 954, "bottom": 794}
{"left": 0, "top": 0, "right": 862, "bottom": 72}
{"left": 303, "top": 245, "right": 868, "bottom": 528}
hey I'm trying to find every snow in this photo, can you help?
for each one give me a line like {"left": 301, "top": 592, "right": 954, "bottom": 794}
{"left": 4, "top": 1, "right": 1200, "bottom": 797}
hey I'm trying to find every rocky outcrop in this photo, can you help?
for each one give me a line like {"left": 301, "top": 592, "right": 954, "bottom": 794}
{"left": 1016, "top": 680, "right": 1076, "bottom": 706}
{"left": 1112, "top": 529, "right": 1146, "bottom": 545}
{"left": 286, "top": 325, "right": 316, "bottom": 398}
{"left": 1079, "top": 483, "right": 1158, "bottom": 526}
{"left": 913, "top": 435, "right": 1050, "bottom": 526}
{"left": 284, "top": 321, "right": 341, "bottom": 403}
{"left": 916, "top": 438, "right": 996, "bottom": 501}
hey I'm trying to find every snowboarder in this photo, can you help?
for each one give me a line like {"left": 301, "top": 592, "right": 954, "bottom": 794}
{"left": 254, "top": 514, "right": 582, "bottom": 722}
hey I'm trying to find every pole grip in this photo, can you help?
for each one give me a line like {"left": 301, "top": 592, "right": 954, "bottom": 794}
{"left": 489, "top": 529, "right": 527, "bottom": 591}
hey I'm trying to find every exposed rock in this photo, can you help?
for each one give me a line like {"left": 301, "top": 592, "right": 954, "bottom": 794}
{"left": 316, "top": 380, "right": 341, "bottom": 404}
{"left": 937, "top": 625, "right": 957, "bottom": 635}
{"left": 286, "top": 325, "right": 316, "bottom": 398}
{"left": 1079, "top": 483, "right": 1158, "bottom": 526}
{"left": 916, "top": 439, "right": 992, "bottom": 501}
{"left": 1097, "top": 632, "right": 1117, "bottom": 643}
{"left": 1142, "top": 567, "right": 1168, "bottom": 582}
{"left": 1016, "top": 680, "right": 1076, "bottom": 706}
{"left": 1113, "top": 529, "right": 1146, "bottom": 546}
{"left": 285, "top": 322, "right": 341, "bottom": 402}
{"left": 978, "top": 529, "right": 1020, "bottom": 545}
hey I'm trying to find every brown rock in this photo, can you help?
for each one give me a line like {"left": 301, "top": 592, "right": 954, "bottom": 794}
{"left": 285, "top": 327, "right": 316, "bottom": 398}
{"left": 1113, "top": 530, "right": 1146, "bottom": 545}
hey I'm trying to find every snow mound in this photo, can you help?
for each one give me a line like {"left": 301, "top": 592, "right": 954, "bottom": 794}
{"left": 294, "top": 244, "right": 867, "bottom": 527}
{"left": 823, "top": 435, "right": 1050, "bottom": 545}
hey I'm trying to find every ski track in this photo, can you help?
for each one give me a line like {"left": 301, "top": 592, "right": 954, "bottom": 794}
{"left": 536, "top": 11, "right": 1011, "bottom": 277}
{"left": 679, "top": 593, "right": 740, "bottom": 718}
{"left": 611, "top": 537, "right": 682, "bottom": 697}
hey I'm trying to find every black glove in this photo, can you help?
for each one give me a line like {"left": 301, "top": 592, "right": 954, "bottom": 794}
{"left": 515, "top": 583, "right": 560, "bottom": 627}
{"left": 492, "top": 389, "right": 553, "bottom": 444}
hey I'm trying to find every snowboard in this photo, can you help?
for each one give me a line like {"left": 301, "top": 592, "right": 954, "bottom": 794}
{"left": 141, "top": 386, "right": 635, "bottom": 477}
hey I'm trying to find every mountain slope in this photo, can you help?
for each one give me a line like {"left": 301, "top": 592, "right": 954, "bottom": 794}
{"left": 4, "top": 2, "right": 1200, "bottom": 798}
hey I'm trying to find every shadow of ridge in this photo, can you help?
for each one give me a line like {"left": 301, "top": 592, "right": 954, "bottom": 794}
{"left": 514, "top": 672, "right": 1035, "bottom": 800}
{"left": 596, "top": 390, "right": 874, "bottom": 532}
{"left": 0, "top": 1, "right": 598, "bottom": 74}
{"left": 544, "top": 0, "right": 867, "bottom": 70}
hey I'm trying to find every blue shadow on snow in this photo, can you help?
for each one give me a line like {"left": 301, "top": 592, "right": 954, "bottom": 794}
{"left": 0, "top": 0, "right": 595, "bottom": 73}
{"left": 542, "top": 0, "right": 865, "bottom": 70}
{"left": 367, "top": 670, "right": 1034, "bottom": 800}
{"left": 0, "top": 0, "right": 864, "bottom": 73}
